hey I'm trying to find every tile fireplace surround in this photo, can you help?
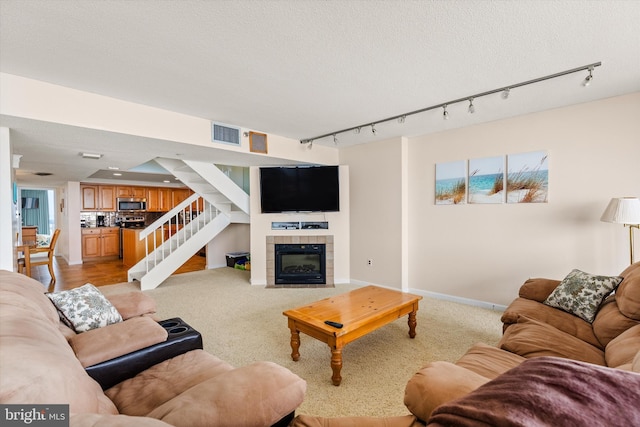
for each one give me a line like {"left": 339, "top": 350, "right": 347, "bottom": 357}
{"left": 266, "top": 235, "right": 334, "bottom": 287}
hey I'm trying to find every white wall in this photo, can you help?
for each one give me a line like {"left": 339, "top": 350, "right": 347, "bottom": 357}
{"left": 1, "top": 73, "right": 339, "bottom": 166}
{"left": 206, "top": 223, "right": 251, "bottom": 269}
{"left": 249, "top": 165, "right": 350, "bottom": 286}
{"left": 0, "top": 127, "right": 19, "bottom": 272}
{"left": 344, "top": 93, "right": 640, "bottom": 306}
{"left": 340, "top": 138, "right": 405, "bottom": 290}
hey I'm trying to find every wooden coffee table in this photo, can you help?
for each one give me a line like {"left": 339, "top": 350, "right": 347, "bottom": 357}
{"left": 283, "top": 285, "right": 422, "bottom": 386}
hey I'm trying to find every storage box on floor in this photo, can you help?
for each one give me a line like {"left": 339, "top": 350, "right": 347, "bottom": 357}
{"left": 226, "top": 252, "right": 249, "bottom": 269}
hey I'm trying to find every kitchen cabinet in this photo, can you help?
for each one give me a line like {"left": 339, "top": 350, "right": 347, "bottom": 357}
{"left": 82, "top": 227, "right": 119, "bottom": 259}
{"left": 171, "top": 189, "right": 191, "bottom": 209}
{"left": 81, "top": 185, "right": 116, "bottom": 211}
{"left": 116, "top": 186, "right": 146, "bottom": 198}
{"left": 122, "top": 228, "right": 163, "bottom": 267}
{"left": 147, "top": 187, "right": 171, "bottom": 212}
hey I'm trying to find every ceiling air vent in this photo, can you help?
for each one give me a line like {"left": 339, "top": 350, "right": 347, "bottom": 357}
{"left": 212, "top": 122, "right": 241, "bottom": 146}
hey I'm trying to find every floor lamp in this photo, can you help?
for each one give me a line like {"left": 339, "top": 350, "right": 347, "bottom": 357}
{"left": 601, "top": 197, "right": 640, "bottom": 265}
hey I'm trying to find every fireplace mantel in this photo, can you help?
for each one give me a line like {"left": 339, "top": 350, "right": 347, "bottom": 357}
{"left": 266, "top": 235, "right": 334, "bottom": 287}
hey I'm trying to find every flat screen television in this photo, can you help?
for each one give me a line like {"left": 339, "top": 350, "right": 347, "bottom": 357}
{"left": 259, "top": 166, "right": 340, "bottom": 213}
{"left": 21, "top": 197, "right": 39, "bottom": 209}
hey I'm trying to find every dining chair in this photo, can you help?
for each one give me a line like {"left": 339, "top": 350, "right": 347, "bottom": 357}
{"left": 28, "top": 229, "right": 60, "bottom": 286}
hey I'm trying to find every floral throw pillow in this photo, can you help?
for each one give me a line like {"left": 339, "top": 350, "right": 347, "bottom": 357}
{"left": 543, "top": 269, "right": 622, "bottom": 323}
{"left": 47, "top": 284, "right": 122, "bottom": 333}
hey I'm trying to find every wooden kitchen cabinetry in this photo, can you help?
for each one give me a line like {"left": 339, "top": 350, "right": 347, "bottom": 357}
{"left": 116, "top": 186, "right": 146, "bottom": 198}
{"left": 171, "top": 188, "right": 191, "bottom": 209}
{"left": 82, "top": 183, "right": 193, "bottom": 213}
{"left": 81, "top": 185, "right": 116, "bottom": 211}
{"left": 122, "top": 228, "right": 163, "bottom": 268}
{"left": 147, "top": 187, "right": 171, "bottom": 212}
{"left": 82, "top": 227, "right": 119, "bottom": 259}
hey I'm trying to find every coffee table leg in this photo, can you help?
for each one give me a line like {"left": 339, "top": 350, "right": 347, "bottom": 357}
{"left": 330, "top": 347, "right": 343, "bottom": 386}
{"left": 289, "top": 328, "right": 300, "bottom": 361}
{"left": 408, "top": 311, "right": 417, "bottom": 338}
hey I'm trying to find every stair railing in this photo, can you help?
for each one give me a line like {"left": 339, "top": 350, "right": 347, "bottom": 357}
{"left": 138, "top": 193, "right": 219, "bottom": 274}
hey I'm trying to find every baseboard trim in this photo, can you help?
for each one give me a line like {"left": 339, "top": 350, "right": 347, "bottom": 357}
{"left": 349, "top": 279, "right": 506, "bottom": 311}
{"left": 418, "top": 290, "right": 507, "bottom": 312}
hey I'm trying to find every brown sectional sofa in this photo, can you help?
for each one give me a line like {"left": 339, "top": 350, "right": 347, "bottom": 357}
{"left": 291, "top": 262, "right": 640, "bottom": 426}
{"left": 0, "top": 270, "right": 306, "bottom": 427}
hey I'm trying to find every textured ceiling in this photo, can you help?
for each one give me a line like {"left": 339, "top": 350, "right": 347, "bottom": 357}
{"left": 1, "top": 1, "right": 639, "bottom": 186}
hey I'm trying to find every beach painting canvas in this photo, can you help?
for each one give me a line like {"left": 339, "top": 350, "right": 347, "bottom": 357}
{"left": 435, "top": 160, "right": 467, "bottom": 205}
{"left": 468, "top": 156, "right": 505, "bottom": 204}
{"left": 507, "top": 151, "right": 549, "bottom": 203}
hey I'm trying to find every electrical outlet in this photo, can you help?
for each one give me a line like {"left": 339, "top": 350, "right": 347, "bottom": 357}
{"left": 367, "top": 259, "right": 373, "bottom": 266}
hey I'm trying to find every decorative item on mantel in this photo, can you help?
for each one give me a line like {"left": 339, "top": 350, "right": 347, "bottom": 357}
{"left": 601, "top": 197, "right": 640, "bottom": 264}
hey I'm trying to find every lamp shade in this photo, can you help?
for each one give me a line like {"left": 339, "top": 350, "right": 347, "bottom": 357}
{"left": 600, "top": 197, "right": 640, "bottom": 225}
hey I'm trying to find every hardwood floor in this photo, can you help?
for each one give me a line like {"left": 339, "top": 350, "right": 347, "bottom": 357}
{"left": 30, "top": 254, "right": 206, "bottom": 292}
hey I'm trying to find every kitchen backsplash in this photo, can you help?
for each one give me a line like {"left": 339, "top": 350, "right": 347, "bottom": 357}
{"left": 80, "top": 211, "right": 164, "bottom": 228}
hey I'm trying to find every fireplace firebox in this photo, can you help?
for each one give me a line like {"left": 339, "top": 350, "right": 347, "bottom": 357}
{"left": 275, "top": 244, "right": 326, "bottom": 285}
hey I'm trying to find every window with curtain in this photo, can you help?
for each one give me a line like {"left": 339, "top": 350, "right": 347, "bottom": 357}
{"left": 21, "top": 189, "right": 50, "bottom": 235}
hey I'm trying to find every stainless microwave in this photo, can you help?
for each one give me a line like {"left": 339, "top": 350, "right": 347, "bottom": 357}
{"left": 117, "top": 197, "right": 147, "bottom": 212}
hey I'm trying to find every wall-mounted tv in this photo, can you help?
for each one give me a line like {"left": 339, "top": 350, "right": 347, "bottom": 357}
{"left": 259, "top": 166, "right": 340, "bottom": 213}
{"left": 21, "top": 197, "right": 39, "bottom": 209}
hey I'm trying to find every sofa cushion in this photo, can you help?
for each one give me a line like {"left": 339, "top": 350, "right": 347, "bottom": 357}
{"left": 517, "top": 278, "right": 561, "bottom": 302}
{"left": 616, "top": 262, "right": 640, "bottom": 320}
{"left": 107, "top": 350, "right": 306, "bottom": 427}
{"left": 70, "top": 413, "right": 174, "bottom": 427}
{"left": 106, "top": 350, "right": 235, "bottom": 416}
{"left": 427, "top": 356, "right": 640, "bottom": 427}
{"left": 404, "top": 361, "right": 490, "bottom": 423}
{"left": 543, "top": 269, "right": 622, "bottom": 323}
{"left": 104, "top": 291, "right": 157, "bottom": 320}
{"left": 592, "top": 295, "right": 640, "bottom": 347}
{"left": 605, "top": 324, "right": 640, "bottom": 369}
{"left": 455, "top": 342, "right": 525, "bottom": 380}
{"left": 145, "top": 361, "right": 306, "bottom": 427}
{"left": 47, "top": 283, "right": 123, "bottom": 333}
{"left": 501, "top": 297, "right": 601, "bottom": 348}
{"left": 70, "top": 316, "right": 169, "bottom": 368}
{"left": 498, "top": 315, "right": 606, "bottom": 365}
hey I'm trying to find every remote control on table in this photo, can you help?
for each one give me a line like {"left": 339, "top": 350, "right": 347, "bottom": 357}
{"left": 324, "top": 320, "right": 343, "bottom": 328}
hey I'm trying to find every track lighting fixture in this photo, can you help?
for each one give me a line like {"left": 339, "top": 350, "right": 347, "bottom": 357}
{"left": 299, "top": 61, "right": 601, "bottom": 145}
{"left": 583, "top": 67, "right": 594, "bottom": 86}
{"left": 307, "top": 140, "right": 313, "bottom": 149}
{"left": 333, "top": 134, "right": 338, "bottom": 145}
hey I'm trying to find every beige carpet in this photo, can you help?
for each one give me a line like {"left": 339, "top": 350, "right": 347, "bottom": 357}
{"left": 145, "top": 268, "right": 503, "bottom": 418}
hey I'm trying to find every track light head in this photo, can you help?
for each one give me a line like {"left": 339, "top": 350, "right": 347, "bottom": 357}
{"left": 371, "top": 124, "right": 377, "bottom": 135}
{"left": 355, "top": 127, "right": 361, "bottom": 134}
{"left": 398, "top": 115, "right": 406, "bottom": 124}
{"left": 502, "top": 88, "right": 511, "bottom": 99}
{"left": 442, "top": 105, "right": 449, "bottom": 120}
{"left": 583, "top": 67, "right": 594, "bottom": 86}
{"left": 333, "top": 134, "right": 338, "bottom": 145}
{"left": 468, "top": 98, "right": 475, "bottom": 114}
